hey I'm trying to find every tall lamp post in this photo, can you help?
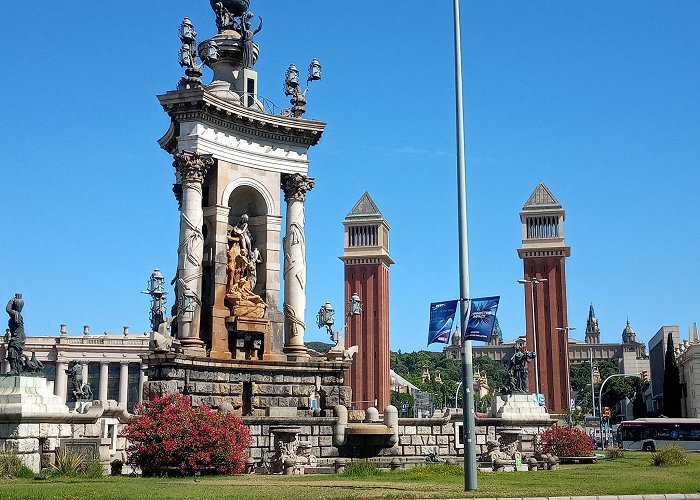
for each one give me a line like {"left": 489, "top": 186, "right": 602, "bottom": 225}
{"left": 589, "top": 348, "right": 596, "bottom": 419}
{"left": 517, "top": 277, "right": 547, "bottom": 397}
{"left": 598, "top": 373, "right": 640, "bottom": 448}
{"left": 555, "top": 326, "right": 575, "bottom": 414}
{"left": 451, "top": 0, "right": 476, "bottom": 491}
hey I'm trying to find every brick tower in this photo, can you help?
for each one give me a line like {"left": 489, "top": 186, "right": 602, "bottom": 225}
{"left": 517, "top": 182, "right": 571, "bottom": 413}
{"left": 340, "top": 193, "right": 393, "bottom": 410}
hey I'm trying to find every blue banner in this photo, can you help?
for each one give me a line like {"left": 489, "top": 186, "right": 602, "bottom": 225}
{"left": 464, "top": 296, "right": 500, "bottom": 342}
{"left": 427, "top": 300, "right": 459, "bottom": 345}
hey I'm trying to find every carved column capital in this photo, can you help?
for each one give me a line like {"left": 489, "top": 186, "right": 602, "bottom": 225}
{"left": 281, "top": 173, "right": 315, "bottom": 203}
{"left": 173, "top": 151, "right": 214, "bottom": 184}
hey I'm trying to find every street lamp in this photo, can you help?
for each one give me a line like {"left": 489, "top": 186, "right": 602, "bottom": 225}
{"left": 598, "top": 373, "right": 640, "bottom": 448}
{"left": 517, "top": 277, "right": 547, "bottom": 397}
{"left": 556, "top": 326, "right": 576, "bottom": 415}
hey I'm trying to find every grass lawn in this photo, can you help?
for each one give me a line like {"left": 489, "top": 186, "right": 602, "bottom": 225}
{"left": 1, "top": 453, "right": 699, "bottom": 500}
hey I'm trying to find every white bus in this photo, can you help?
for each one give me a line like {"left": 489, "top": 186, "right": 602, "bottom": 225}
{"left": 617, "top": 418, "right": 700, "bottom": 452}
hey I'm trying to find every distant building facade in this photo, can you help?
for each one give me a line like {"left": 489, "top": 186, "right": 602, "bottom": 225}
{"left": 647, "top": 326, "right": 681, "bottom": 413}
{"left": 677, "top": 324, "right": 700, "bottom": 417}
{"left": 0, "top": 326, "right": 149, "bottom": 411}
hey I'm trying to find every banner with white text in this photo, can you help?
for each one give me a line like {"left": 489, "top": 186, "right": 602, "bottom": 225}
{"left": 464, "top": 296, "right": 500, "bottom": 342}
{"left": 427, "top": 300, "right": 459, "bottom": 346}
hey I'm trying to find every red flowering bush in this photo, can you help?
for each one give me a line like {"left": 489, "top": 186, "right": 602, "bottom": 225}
{"left": 537, "top": 425, "right": 594, "bottom": 457}
{"left": 121, "top": 393, "right": 251, "bottom": 475}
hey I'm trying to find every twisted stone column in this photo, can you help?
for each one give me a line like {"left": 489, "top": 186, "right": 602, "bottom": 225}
{"left": 173, "top": 151, "right": 214, "bottom": 356}
{"left": 281, "top": 173, "right": 314, "bottom": 361}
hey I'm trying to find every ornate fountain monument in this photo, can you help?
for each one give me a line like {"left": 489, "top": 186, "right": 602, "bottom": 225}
{"left": 142, "top": 0, "right": 375, "bottom": 464}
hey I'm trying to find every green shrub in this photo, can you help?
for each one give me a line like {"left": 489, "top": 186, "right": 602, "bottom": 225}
{"left": 404, "top": 463, "right": 463, "bottom": 477}
{"left": 85, "top": 458, "right": 105, "bottom": 478}
{"left": 650, "top": 444, "right": 689, "bottom": 467}
{"left": 343, "top": 461, "right": 382, "bottom": 477}
{"left": 605, "top": 446, "right": 625, "bottom": 460}
{"left": 51, "top": 449, "right": 86, "bottom": 477}
{"left": 0, "top": 450, "right": 25, "bottom": 478}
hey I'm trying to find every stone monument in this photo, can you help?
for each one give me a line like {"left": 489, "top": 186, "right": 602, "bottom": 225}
{"left": 143, "top": 2, "right": 362, "bottom": 463}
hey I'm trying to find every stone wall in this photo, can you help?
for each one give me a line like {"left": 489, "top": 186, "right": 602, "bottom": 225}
{"left": 143, "top": 353, "right": 352, "bottom": 418}
{"left": 244, "top": 417, "right": 338, "bottom": 461}
{"left": 379, "top": 411, "right": 552, "bottom": 460}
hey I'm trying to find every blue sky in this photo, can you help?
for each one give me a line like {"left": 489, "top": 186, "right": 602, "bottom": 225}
{"left": 1, "top": 1, "right": 698, "bottom": 352}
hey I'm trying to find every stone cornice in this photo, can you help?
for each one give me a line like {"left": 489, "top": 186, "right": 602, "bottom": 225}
{"left": 158, "top": 88, "right": 326, "bottom": 152}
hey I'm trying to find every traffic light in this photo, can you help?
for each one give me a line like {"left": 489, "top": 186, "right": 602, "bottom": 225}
{"left": 603, "top": 406, "right": 611, "bottom": 419}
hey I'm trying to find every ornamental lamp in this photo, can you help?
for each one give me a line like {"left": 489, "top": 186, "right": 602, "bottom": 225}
{"left": 201, "top": 40, "right": 219, "bottom": 64}
{"left": 348, "top": 292, "right": 362, "bottom": 317}
{"left": 316, "top": 302, "right": 335, "bottom": 330}
{"left": 284, "top": 64, "right": 300, "bottom": 96}
{"left": 308, "top": 58, "right": 322, "bottom": 82}
{"left": 179, "top": 44, "right": 192, "bottom": 68}
{"left": 147, "top": 269, "right": 166, "bottom": 296}
{"left": 179, "top": 17, "right": 196, "bottom": 43}
{"left": 179, "top": 289, "right": 197, "bottom": 314}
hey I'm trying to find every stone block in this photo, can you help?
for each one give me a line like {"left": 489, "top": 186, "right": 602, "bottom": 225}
{"left": 437, "top": 435, "right": 449, "bottom": 446}
{"left": 267, "top": 407, "right": 296, "bottom": 417}
{"left": 318, "top": 425, "right": 333, "bottom": 436}
{"left": 476, "top": 434, "right": 486, "bottom": 445}
{"left": 292, "top": 385, "right": 313, "bottom": 397}
{"left": 432, "top": 426, "right": 442, "bottom": 435}
{"left": 321, "top": 375, "right": 339, "bottom": 385}
{"left": 426, "top": 436, "right": 436, "bottom": 446}
{"left": 250, "top": 374, "right": 272, "bottom": 383}
{"left": 318, "top": 436, "right": 333, "bottom": 447}
{"left": 0, "top": 424, "right": 39, "bottom": 439}
{"left": 403, "top": 426, "right": 416, "bottom": 435}
{"left": 195, "top": 382, "right": 213, "bottom": 394}
{"left": 410, "top": 435, "right": 424, "bottom": 446}
{"left": 249, "top": 447, "right": 261, "bottom": 459}
{"left": 319, "top": 446, "right": 338, "bottom": 458}
{"left": 4, "top": 438, "right": 39, "bottom": 453}
{"left": 144, "top": 380, "right": 179, "bottom": 398}
{"left": 18, "top": 452, "right": 41, "bottom": 474}
{"left": 248, "top": 425, "right": 261, "bottom": 436}
{"left": 438, "top": 446, "right": 449, "bottom": 456}
{"left": 441, "top": 423, "right": 454, "bottom": 434}
{"left": 417, "top": 426, "right": 431, "bottom": 435}
{"left": 213, "top": 371, "right": 228, "bottom": 382}
{"left": 399, "top": 435, "right": 412, "bottom": 446}
{"left": 297, "top": 426, "right": 312, "bottom": 436}
{"left": 402, "top": 445, "right": 415, "bottom": 456}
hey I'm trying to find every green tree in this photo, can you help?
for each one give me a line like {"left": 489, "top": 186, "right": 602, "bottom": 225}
{"left": 662, "top": 333, "right": 682, "bottom": 417}
{"left": 632, "top": 377, "right": 648, "bottom": 419}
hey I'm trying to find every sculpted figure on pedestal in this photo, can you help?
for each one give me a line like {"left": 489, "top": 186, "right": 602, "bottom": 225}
{"left": 240, "top": 12, "right": 263, "bottom": 69}
{"left": 506, "top": 345, "right": 536, "bottom": 394}
{"left": 66, "top": 360, "right": 93, "bottom": 401}
{"left": 5, "top": 294, "right": 26, "bottom": 375}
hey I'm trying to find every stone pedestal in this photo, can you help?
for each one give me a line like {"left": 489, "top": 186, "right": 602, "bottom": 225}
{"left": 490, "top": 393, "right": 553, "bottom": 424}
{"left": 0, "top": 376, "right": 72, "bottom": 473}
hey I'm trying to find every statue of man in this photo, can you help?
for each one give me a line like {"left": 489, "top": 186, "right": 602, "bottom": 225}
{"left": 5, "top": 294, "right": 26, "bottom": 375}
{"left": 507, "top": 345, "right": 536, "bottom": 393}
{"left": 240, "top": 12, "right": 263, "bottom": 69}
{"left": 66, "top": 360, "right": 84, "bottom": 396}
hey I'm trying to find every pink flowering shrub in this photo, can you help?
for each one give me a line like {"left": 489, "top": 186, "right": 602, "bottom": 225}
{"left": 537, "top": 425, "right": 594, "bottom": 457}
{"left": 121, "top": 393, "right": 251, "bottom": 475}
